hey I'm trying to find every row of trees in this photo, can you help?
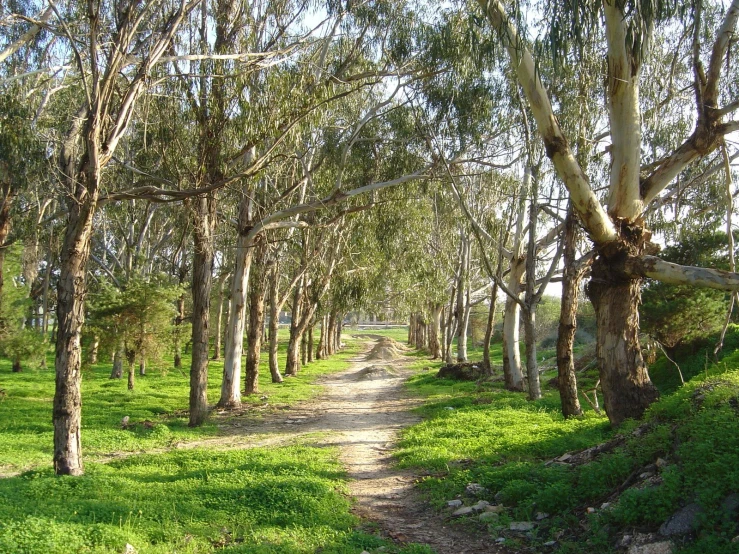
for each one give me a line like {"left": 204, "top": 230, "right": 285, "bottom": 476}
{"left": 1, "top": 0, "right": 738, "bottom": 476}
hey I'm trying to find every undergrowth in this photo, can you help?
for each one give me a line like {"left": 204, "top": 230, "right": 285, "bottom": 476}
{"left": 399, "top": 332, "right": 739, "bottom": 553}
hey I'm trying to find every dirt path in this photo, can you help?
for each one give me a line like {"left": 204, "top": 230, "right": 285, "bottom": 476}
{"left": 212, "top": 339, "right": 503, "bottom": 554}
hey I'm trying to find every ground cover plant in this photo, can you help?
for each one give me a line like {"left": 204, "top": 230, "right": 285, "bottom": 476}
{"left": 0, "top": 339, "right": 362, "bottom": 474}
{"left": 397, "top": 332, "right": 739, "bottom": 553}
{"left": 0, "top": 445, "right": 432, "bottom": 554}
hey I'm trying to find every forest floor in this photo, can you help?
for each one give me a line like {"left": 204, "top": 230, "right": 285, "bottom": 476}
{"left": 174, "top": 338, "right": 502, "bottom": 553}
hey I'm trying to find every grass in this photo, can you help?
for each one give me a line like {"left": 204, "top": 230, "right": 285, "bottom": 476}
{"left": 0, "top": 445, "right": 431, "bottom": 554}
{"left": 0, "top": 333, "right": 434, "bottom": 554}
{"left": 0, "top": 339, "right": 362, "bottom": 474}
{"left": 395, "top": 330, "right": 739, "bottom": 553}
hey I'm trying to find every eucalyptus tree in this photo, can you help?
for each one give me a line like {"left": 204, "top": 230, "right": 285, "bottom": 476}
{"left": 24, "top": 0, "right": 200, "bottom": 474}
{"left": 476, "top": 0, "right": 739, "bottom": 424}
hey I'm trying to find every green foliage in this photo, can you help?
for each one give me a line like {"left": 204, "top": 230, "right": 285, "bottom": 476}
{"left": 641, "top": 231, "right": 733, "bottom": 349}
{"left": 87, "top": 276, "right": 182, "bottom": 363}
{"left": 0, "top": 245, "right": 44, "bottom": 370}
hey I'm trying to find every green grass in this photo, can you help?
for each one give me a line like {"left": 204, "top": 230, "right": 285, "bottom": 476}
{"left": 0, "top": 334, "right": 434, "bottom": 554}
{"left": 0, "top": 339, "right": 361, "bottom": 473}
{"left": 0, "top": 445, "right": 431, "bottom": 554}
{"left": 395, "top": 331, "right": 739, "bottom": 553}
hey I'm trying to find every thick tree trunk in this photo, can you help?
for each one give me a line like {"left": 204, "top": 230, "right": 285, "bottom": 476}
{"left": 12, "top": 355, "right": 21, "bottom": 372}
{"left": 245, "top": 251, "right": 266, "bottom": 395}
{"left": 220, "top": 225, "right": 253, "bottom": 407}
{"left": 189, "top": 197, "right": 215, "bottom": 426}
{"left": 502, "top": 257, "right": 525, "bottom": 391}
{"left": 301, "top": 332, "right": 308, "bottom": 365}
{"left": 586, "top": 234, "right": 660, "bottom": 426}
{"left": 54, "top": 193, "right": 97, "bottom": 476}
{"left": 557, "top": 206, "right": 584, "bottom": 418}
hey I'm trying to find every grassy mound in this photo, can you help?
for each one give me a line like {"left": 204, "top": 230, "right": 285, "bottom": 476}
{"left": 398, "top": 339, "right": 739, "bottom": 553}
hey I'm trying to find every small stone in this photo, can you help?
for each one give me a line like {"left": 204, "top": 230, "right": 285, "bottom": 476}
{"left": 444, "top": 406, "right": 455, "bottom": 410}
{"left": 600, "top": 502, "right": 612, "bottom": 510}
{"left": 619, "top": 535, "right": 633, "bottom": 547}
{"left": 472, "top": 500, "right": 490, "bottom": 512}
{"left": 485, "top": 505, "right": 505, "bottom": 513}
{"left": 495, "top": 537, "right": 506, "bottom": 544}
{"left": 452, "top": 506, "right": 474, "bottom": 517}
{"left": 494, "top": 491, "right": 505, "bottom": 502}
{"left": 535, "top": 511, "right": 549, "bottom": 520}
{"left": 123, "top": 545, "right": 137, "bottom": 554}
{"left": 543, "top": 541, "right": 557, "bottom": 547}
{"left": 360, "top": 551, "right": 371, "bottom": 554}
{"left": 466, "top": 482, "right": 487, "bottom": 495}
{"left": 447, "top": 499, "right": 463, "bottom": 508}
{"left": 627, "top": 541, "right": 674, "bottom": 554}
{"left": 557, "top": 453, "right": 573, "bottom": 462}
{"left": 510, "top": 521, "right": 535, "bottom": 532}
{"left": 640, "top": 471, "right": 656, "bottom": 479}
{"left": 587, "top": 507, "right": 596, "bottom": 514}
{"left": 479, "top": 511, "right": 499, "bottom": 522}
{"left": 659, "top": 503, "right": 702, "bottom": 536}
{"left": 655, "top": 457, "right": 668, "bottom": 469}
{"left": 732, "top": 535, "right": 739, "bottom": 543}
{"left": 121, "top": 416, "right": 130, "bottom": 429}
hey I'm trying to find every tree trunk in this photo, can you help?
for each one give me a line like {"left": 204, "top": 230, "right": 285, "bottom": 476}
{"left": 220, "top": 223, "right": 253, "bottom": 407}
{"left": 267, "top": 264, "right": 283, "bottom": 383}
{"left": 126, "top": 348, "right": 136, "bottom": 391}
{"left": 110, "top": 346, "right": 123, "bottom": 379}
{"left": 174, "top": 293, "right": 185, "bottom": 369}
{"left": 482, "top": 282, "right": 499, "bottom": 374}
{"left": 307, "top": 324, "right": 314, "bottom": 363}
{"left": 285, "top": 279, "right": 304, "bottom": 376}
{"left": 524, "top": 187, "right": 541, "bottom": 400}
{"left": 335, "top": 314, "right": 342, "bottom": 351}
{"left": 88, "top": 335, "right": 100, "bottom": 365}
{"left": 429, "top": 304, "right": 442, "bottom": 359}
{"left": 12, "top": 354, "right": 21, "bottom": 372}
{"left": 408, "top": 313, "right": 416, "bottom": 347}
{"left": 317, "top": 314, "right": 327, "bottom": 359}
{"left": 301, "top": 332, "right": 308, "bottom": 365}
{"left": 139, "top": 358, "right": 146, "bottom": 376}
{"left": 54, "top": 192, "right": 97, "bottom": 476}
{"left": 326, "top": 311, "right": 336, "bottom": 356}
{"left": 189, "top": 197, "right": 215, "bottom": 426}
{"left": 586, "top": 234, "right": 660, "bottom": 425}
{"left": 502, "top": 254, "right": 526, "bottom": 391}
{"left": 557, "top": 206, "right": 584, "bottom": 418}
{"left": 245, "top": 249, "right": 266, "bottom": 395}
{"left": 212, "top": 273, "right": 228, "bottom": 360}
